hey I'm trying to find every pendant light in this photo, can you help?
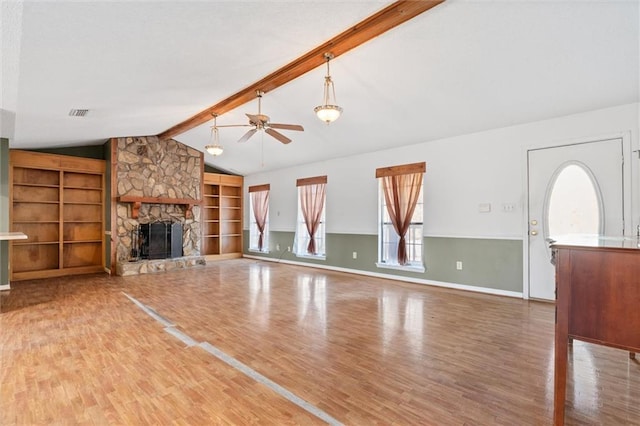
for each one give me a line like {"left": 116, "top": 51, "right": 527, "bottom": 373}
{"left": 314, "top": 53, "right": 343, "bottom": 124}
{"left": 205, "top": 114, "right": 224, "bottom": 156}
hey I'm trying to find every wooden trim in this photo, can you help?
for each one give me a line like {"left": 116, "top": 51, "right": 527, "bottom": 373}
{"left": 296, "top": 175, "right": 327, "bottom": 187}
{"left": 117, "top": 196, "right": 202, "bottom": 219}
{"left": 12, "top": 265, "right": 104, "bottom": 281}
{"left": 110, "top": 138, "right": 118, "bottom": 275}
{"left": 248, "top": 184, "right": 270, "bottom": 193}
{"left": 375, "top": 162, "right": 426, "bottom": 178}
{"left": 199, "top": 150, "right": 205, "bottom": 210}
{"left": 10, "top": 149, "right": 106, "bottom": 173}
{"left": 157, "top": 0, "right": 446, "bottom": 140}
{"left": 204, "top": 252, "right": 243, "bottom": 261}
{"left": 117, "top": 196, "right": 202, "bottom": 205}
{"left": 220, "top": 175, "right": 243, "bottom": 186}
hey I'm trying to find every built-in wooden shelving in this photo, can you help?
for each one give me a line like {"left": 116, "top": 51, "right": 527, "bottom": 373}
{"left": 202, "top": 173, "right": 243, "bottom": 260}
{"left": 9, "top": 150, "right": 106, "bottom": 281}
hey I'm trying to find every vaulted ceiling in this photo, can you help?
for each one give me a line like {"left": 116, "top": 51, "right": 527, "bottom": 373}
{"left": 2, "top": 1, "right": 638, "bottom": 176}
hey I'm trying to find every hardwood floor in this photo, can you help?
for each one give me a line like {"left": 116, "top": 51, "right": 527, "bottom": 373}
{"left": 1, "top": 259, "right": 638, "bottom": 425}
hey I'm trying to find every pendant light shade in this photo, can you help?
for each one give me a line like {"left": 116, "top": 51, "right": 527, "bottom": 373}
{"left": 314, "top": 53, "right": 342, "bottom": 124}
{"left": 205, "top": 114, "right": 224, "bottom": 156}
{"left": 205, "top": 142, "right": 223, "bottom": 156}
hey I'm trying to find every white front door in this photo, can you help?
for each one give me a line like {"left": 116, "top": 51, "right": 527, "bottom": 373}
{"left": 527, "top": 138, "right": 625, "bottom": 300}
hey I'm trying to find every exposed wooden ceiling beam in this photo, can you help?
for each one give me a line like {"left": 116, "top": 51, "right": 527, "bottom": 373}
{"left": 157, "top": 0, "right": 446, "bottom": 140}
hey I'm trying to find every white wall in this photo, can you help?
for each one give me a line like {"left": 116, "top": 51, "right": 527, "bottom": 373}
{"left": 1, "top": 109, "right": 16, "bottom": 140}
{"left": 245, "top": 103, "right": 640, "bottom": 239}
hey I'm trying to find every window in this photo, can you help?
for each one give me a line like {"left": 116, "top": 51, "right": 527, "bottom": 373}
{"left": 249, "top": 184, "right": 270, "bottom": 252}
{"left": 546, "top": 163, "right": 602, "bottom": 239}
{"left": 376, "top": 162, "right": 425, "bottom": 271}
{"left": 294, "top": 176, "right": 327, "bottom": 258}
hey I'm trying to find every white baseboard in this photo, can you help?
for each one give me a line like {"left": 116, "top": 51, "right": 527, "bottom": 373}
{"left": 0, "top": 283, "right": 11, "bottom": 291}
{"left": 242, "top": 255, "right": 523, "bottom": 299}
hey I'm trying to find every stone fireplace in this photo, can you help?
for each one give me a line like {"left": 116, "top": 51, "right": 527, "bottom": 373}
{"left": 114, "top": 136, "right": 205, "bottom": 276}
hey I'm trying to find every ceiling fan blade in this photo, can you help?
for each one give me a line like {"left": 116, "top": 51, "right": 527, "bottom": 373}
{"left": 265, "top": 128, "right": 292, "bottom": 144}
{"left": 238, "top": 128, "right": 257, "bottom": 143}
{"left": 268, "top": 123, "right": 304, "bottom": 132}
{"left": 214, "top": 124, "right": 252, "bottom": 128}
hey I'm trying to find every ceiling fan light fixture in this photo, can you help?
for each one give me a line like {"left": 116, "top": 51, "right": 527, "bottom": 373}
{"left": 314, "top": 53, "right": 342, "bottom": 124}
{"left": 206, "top": 114, "right": 224, "bottom": 156}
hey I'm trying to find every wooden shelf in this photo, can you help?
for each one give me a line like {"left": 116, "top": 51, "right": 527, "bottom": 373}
{"left": 13, "top": 183, "right": 59, "bottom": 188}
{"left": 64, "top": 185, "right": 102, "bottom": 190}
{"left": 64, "top": 202, "right": 102, "bottom": 205}
{"left": 9, "top": 150, "right": 106, "bottom": 281}
{"left": 13, "top": 241, "right": 59, "bottom": 245}
{"left": 202, "top": 172, "right": 243, "bottom": 258}
{"left": 13, "top": 220, "right": 60, "bottom": 224}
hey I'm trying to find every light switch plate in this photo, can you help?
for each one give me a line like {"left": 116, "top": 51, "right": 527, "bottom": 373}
{"left": 478, "top": 203, "right": 491, "bottom": 213}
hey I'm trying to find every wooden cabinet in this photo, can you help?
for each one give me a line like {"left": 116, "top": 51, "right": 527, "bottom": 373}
{"left": 202, "top": 173, "right": 243, "bottom": 260}
{"left": 551, "top": 237, "right": 640, "bottom": 425}
{"left": 9, "top": 150, "right": 105, "bottom": 280}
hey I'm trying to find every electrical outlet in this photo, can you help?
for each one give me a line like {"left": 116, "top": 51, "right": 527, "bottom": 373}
{"left": 456, "top": 261, "right": 463, "bottom": 270}
{"left": 276, "top": 244, "right": 280, "bottom": 251}
{"left": 502, "top": 203, "right": 516, "bottom": 212}
{"left": 352, "top": 251, "right": 357, "bottom": 259}
{"left": 287, "top": 246, "right": 291, "bottom": 252}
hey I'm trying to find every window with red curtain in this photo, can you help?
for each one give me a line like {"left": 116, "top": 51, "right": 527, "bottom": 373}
{"left": 294, "top": 175, "right": 327, "bottom": 258}
{"left": 249, "top": 184, "right": 270, "bottom": 252}
{"left": 376, "top": 162, "right": 425, "bottom": 270}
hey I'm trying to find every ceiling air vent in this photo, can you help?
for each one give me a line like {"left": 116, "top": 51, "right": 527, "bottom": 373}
{"left": 68, "top": 109, "right": 89, "bottom": 117}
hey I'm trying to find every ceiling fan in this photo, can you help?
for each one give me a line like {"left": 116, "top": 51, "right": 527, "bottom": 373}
{"left": 216, "top": 91, "right": 304, "bottom": 144}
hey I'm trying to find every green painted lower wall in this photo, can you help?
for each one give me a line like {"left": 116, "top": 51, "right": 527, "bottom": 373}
{"left": 244, "top": 231, "right": 523, "bottom": 293}
{"left": 422, "top": 237, "right": 523, "bottom": 291}
{"left": 0, "top": 138, "right": 9, "bottom": 286}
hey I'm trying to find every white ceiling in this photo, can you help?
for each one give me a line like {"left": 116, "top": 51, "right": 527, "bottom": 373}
{"left": 2, "top": 0, "right": 639, "bottom": 176}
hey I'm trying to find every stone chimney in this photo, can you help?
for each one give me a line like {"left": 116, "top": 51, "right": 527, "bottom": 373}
{"left": 113, "top": 136, "right": 205, "bottom": 275}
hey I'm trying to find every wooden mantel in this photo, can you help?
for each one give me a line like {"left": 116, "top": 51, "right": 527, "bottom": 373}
{"left": 117, "top": 196, "right": 202, "bottom": 219}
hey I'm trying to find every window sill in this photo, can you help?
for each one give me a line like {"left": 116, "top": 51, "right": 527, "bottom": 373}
{"left": 296, "top": 254, "right": 326, "bottom": 261}
{"left": 249, "top": 249, "right": 269, "bottom": 254}
{"left": 376, "top": 262, "right": 425, "bottom": 274}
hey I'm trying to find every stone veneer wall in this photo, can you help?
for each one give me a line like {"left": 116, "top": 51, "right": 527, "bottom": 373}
{"left": 114, "top": 136, "right": 204, "bottom": 275}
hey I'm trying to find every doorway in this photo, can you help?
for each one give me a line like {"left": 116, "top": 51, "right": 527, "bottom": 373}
{"left": 527, "top": 138, "right": 626, "bottom": 300}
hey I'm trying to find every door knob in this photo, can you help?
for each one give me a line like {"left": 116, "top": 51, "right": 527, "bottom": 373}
{"left": 531, "top": 220, "right": 538, "bottom": 226}
{"left": 531, "top": 230, "right": 538, "bottom": 236}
